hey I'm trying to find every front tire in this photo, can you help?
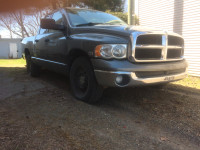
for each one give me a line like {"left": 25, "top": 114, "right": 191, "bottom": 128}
{"left": 25, "top": 54, "right": 40, "bottom": 77}
{"left": 70, "top": 57, "right": 103, "bottom": 104}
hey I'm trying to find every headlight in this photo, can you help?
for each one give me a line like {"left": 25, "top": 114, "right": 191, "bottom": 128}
{"left": 95, "top": 44, "right": 127, "bottom": 59}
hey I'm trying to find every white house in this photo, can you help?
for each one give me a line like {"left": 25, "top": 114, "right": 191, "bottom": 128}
{"left": 0, "top": 38, "right": 22, "bottom": 59}
{"left": 138, "top": 0, "right": 200, "bottom": 77}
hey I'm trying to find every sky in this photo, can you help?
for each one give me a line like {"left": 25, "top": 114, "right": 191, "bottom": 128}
{"left": 0, "top": 29, "right": 10, "bottom": 38}
{"left": 0, "top": 0, "right": 138, "bottom": 38}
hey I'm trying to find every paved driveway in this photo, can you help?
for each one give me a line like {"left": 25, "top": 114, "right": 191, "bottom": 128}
{"left": 0, "top": 67, "right": 200, "bottom": 150}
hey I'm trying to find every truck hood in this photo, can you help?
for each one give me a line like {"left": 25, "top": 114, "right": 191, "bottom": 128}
{"left": 125, "top": 26, "right": 165, "bottom": 32}
{"left": 72, "top": 25, "right": 180, "bottom": 38}
{"left": 95, "top": 25, "right": 177, "bottom": 35}
{"left": 97, "top": 25, "right": 162, "bottom": 32}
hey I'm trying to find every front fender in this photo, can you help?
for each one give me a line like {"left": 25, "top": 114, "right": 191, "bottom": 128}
{"left": 68, "top": 33, "right": 129, "bottom": 56}
{"left": 21, "top": 36, "right": 35, "bottom": 56}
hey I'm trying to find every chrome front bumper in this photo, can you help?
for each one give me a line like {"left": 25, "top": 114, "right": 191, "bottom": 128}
{"left": 94, "top": 70, "right": 187, "bottom": 87}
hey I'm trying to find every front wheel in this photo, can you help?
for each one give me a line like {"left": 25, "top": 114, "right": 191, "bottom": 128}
{"left": 70, "top": 57, "right": 103, "bottom": 104}
{"left": 25, "top": 54, "right": 40, "bottom": 77}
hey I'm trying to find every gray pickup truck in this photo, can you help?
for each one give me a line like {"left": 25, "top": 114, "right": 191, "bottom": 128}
{"left": 21, "top": 8, "right": 188, "bottom": 103}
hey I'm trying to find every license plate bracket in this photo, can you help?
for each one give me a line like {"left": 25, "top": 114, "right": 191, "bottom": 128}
{"left": 164, "top": 76, "right": 175, "bottom": 81}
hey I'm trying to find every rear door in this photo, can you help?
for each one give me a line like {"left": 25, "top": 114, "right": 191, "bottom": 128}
{"left": 33, "top": 11, "right": 68, "bottom": 73}
{"left": 47, "top": 11, "right": 68, "bottom": 64}
{"left": 34, "top": 14, "right": 52, "bottom": 60}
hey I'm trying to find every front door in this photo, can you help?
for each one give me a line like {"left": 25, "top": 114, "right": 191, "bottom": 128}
{"left": 9, "top": 43, "right": 18, "bottom": 58}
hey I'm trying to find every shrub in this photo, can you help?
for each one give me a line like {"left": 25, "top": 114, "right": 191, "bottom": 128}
{"left": 106, "top": 10, "right": 140, "bottom": 25}
{"left": 106, "top": 10, "right": 128, "bottom": 23}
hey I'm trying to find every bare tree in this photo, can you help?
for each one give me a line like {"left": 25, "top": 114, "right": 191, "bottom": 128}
{"left": 25, "top": 9, "right": 49, "bottom": 36}
{"left": 10, "top": 11, "right": 29, "bottom": 38}
{"left": 0, "top": 8, "right": 49, "bottom": 38}
{"left": 0, "top": 15, "right": 14, "bottom": 38}
{"left": 0, "top": 14, "right": 24, "bottom": 38}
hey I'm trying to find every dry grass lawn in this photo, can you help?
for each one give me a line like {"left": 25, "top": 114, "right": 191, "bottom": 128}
{"left": 0, "top": 59, "right": 26, "bottom": 67}
{"left": 173, "top": 76, "right": 200, "bottom": 90}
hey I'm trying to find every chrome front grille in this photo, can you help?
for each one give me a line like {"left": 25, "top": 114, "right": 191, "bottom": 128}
{"left": 131, "top": 32, "right": 184, "bottom": 62}
{"left": 135, "top": 68, "right": 186, "bottom": 78}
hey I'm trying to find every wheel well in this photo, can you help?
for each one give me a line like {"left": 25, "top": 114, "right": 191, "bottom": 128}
{"left": 24, "top": 48, "right": 30, "bottom": 56}
{"left": 68, "top": 49, "right": 91, "bottom": 72}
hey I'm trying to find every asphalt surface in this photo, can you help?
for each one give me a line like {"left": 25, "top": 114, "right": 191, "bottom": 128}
{"left": 0, "top": 67, "right": 200, "bottom": 150}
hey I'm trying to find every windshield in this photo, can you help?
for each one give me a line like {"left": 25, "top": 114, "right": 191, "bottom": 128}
{"left": 65, "top": 8, "right": 127, "bottom": 27}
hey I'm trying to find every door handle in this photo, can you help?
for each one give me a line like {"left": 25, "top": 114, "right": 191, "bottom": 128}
{"left": 45, "top": 39, "right": 50, "bottom": 42}
{"left": 35, "top": 40, "right": 39, "bottom": 42}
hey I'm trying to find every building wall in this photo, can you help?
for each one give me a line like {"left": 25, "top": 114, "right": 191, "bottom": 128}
{"left": 0, "top": 39, "right": 22, "bottom": 59}
{"left": 0, "top": 41, "right": 10, "bottom": 59}
{"left": 182, "top": 0, "right": 200, "bottom": 77}
{"left": 138, "top": 0, "right": 174, "bottom": 32}
{"left": 138, "top": 0, "right": 200, "bottom": 77}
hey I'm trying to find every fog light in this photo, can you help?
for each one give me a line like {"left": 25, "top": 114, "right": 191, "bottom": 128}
{"left": 116, "top": 75, "right": 123, "bottom": 84}
{"left": 115, "top": 74, "right": 131, "bottom": 87}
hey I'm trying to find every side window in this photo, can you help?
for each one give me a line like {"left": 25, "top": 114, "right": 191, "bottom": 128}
{"left": 49, "top": 11, "right": 63, "bottom": 33}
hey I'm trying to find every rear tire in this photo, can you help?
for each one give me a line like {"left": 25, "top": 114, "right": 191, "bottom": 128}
{"left": 70, "top": 57, "right": 103, "bottom": 104}
{"left": 25, "top": 54, "right": 40, "bottom": 77}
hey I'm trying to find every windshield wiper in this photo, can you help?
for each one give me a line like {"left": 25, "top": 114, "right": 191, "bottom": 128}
{"left": 76, "top": 22, "right": 103, "bottom": 27}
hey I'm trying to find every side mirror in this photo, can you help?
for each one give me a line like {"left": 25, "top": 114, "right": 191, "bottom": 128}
{"left": 40, "top": 19, "right": 65, "bottom": 30}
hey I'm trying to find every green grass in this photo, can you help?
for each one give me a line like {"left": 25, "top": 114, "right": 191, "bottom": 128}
{"left": 0, "top": 59, "right": 26, "bottom": 67}
{"left": 173, "top": 75, "right": 200, "bottom": 90}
